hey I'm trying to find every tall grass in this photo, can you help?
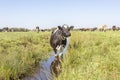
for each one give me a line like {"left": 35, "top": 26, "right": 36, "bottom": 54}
{"left": 56, "top": 31, "right": 120, "bottom": 80}
{"left": 0, "top": 32, "right": 52, "bottom": 80}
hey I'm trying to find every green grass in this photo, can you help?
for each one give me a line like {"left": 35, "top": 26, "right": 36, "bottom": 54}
{"left": 1, "top": 31, "right": 120, "bottom": 80}
{"left": 0, "top": 32, "right": 52, "bottom": 80}
{"left": 56, "top": 31, "right": 120, "bottom": 80}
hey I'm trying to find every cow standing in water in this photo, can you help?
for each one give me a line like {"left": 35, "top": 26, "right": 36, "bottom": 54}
{"left": 50, "top": 24, "right": 73, "bottom": 77}
{"left": 50, "top": 24, "right": 73, "bottom": 57}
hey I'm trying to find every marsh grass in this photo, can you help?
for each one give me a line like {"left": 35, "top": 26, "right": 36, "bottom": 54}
{"left": 0, "top": 32, "right": 52, "bottom": 80}
{"left": 56, "top": 31, "right": 120, "bottom": 80}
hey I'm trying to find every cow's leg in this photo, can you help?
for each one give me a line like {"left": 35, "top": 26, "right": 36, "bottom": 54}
{"left": 56, "top": 45, "right": 63, "bottom": 56}
{"left": 59, "top": 45, "right": 64, "bottom": 61}
{"left": 54, "top": 48, "right": 57, "bottom": 57}
{"left": 59, "top": 45, "right": 63, "bottom": 55}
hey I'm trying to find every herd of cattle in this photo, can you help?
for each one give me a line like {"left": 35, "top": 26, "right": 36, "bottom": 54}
{"left": 0, "top": 27, "right": 29, "bottom": 32}
{"left": 0, "top": 25, "right": 120, "bottom": 32}
{"left": 76, "top": 25, "right": 120, "bottom": 32}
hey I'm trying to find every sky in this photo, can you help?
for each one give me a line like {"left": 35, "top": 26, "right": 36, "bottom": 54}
{"left": 0, "top": 0, "right": 120, "bottom": 29}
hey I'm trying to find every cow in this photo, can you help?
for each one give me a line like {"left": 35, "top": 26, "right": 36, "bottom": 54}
{"left": 0, "top": 29, "right": 3, "bottom": 32}
{"left": 99, "top": 25, "right": 107, "bottom": 32}
{"left": 3, "top": 27, "right": 9, "bottom": 32}
{"left": 36, "top": 26, "right": 40, "bottom": 33}
{"left": 50, "top": 24, "right": 74, "bottom": 57}
{"left": 112, "top": 25, "right": 116, "bottom": 31}
{"left": 90, "top": 27, "right": 97, "bottom": 31}
{"left": 117, "top": 27, "right": 120, "bottom": 31}
{"left": 112, "top": 25, "right": 120, "bottom": 31}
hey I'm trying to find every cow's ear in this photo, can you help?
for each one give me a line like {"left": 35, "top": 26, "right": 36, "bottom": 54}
{"left": 69, "top": 26, "right": 74, "bottom": 31}
{"left": 58, "top": 26, "right": 62, "bottom": 30}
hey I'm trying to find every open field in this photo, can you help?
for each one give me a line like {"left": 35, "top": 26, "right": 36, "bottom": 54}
{"left": 0, "top": 32, "right": 52, "bottom": 80}
{"left": 0, "top": 31, "right": 120, "bottom": 80}
{"left": 56, "top": 31, "right": 120, "bottom": 80}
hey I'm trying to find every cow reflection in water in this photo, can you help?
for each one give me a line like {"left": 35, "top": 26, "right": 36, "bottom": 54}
{"left": 50, "top": 24, "right": 74, "bottom": 77}
{"left": 50, "top": 55, "right": 62, "bottom": 77}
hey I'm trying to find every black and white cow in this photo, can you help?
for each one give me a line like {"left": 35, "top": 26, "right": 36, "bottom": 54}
{"left": 50, "top": 24, "right": 74, "bottom": 57}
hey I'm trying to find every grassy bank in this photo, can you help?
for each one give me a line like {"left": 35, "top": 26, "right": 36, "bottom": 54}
{"left": 56, "top": 31, "right": 120, "bottom": 80}
{"left": 0, "top": 32, "right": 52, "bottom": 80}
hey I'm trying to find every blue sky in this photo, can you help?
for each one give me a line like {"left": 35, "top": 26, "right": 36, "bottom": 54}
{"left": 0, "top": 0, "right": 120, "bottom": 29}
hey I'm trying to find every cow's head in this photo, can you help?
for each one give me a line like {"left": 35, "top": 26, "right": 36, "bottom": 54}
{"left": 58, "top": 24, "right": 74, "bottom": 37}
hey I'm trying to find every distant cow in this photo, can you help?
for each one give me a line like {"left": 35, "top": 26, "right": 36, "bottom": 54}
{"left": 90, "top": 27, "right": 97, "bottom": 31}
{"left": 112, "top": 25, "right": 120, "bottom": 31}
{"left": 99, "top": 25, "right": 107, "bottom": 32}
{"left": 36, "top": 26, "right": 40, "bottom": 33}
{"left": 50, "top": 24, "right": 73, "bottom": 57}
{"left": 112, "top": 25, "right": 116, "bottom": 31}
{"left": 0, "top": 29, "right": 3, "bottom": 32}
{"left": 3, "top": 27, "right": 9, "bottom": 32}
{"left": 115, "top": 27, "right": 120, "bottom": 31}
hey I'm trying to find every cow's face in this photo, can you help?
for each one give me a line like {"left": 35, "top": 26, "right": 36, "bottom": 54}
{"left": 58, "top": 25, "right": 74, "bottom": 37}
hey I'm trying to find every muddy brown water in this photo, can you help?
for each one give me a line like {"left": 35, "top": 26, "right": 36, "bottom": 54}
{"left": 24, "top": 38, "right": 69, "bottom": 80}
